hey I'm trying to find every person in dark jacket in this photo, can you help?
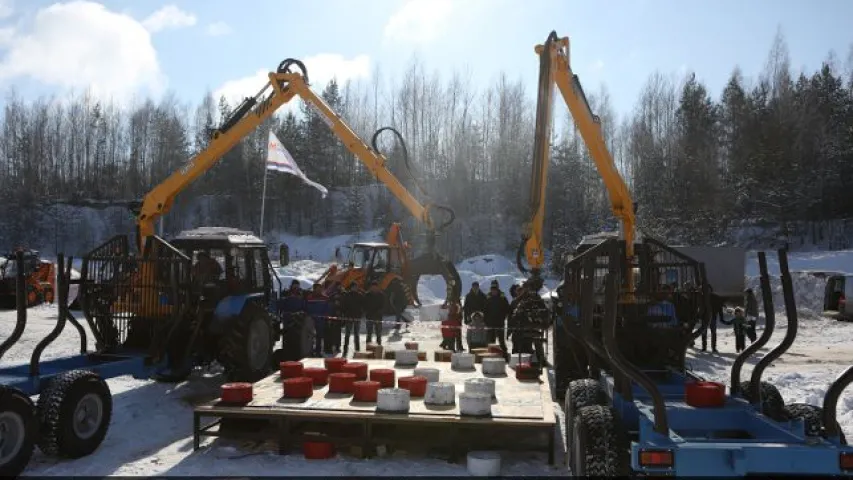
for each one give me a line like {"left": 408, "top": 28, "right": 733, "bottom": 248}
{"left": 363, "top": 280, "right": 385, "bottom": 346}
{"left": 326, "top": 281, "right": 344, "bottom": 355}
{"left": 305, "top": 283, "right": 331, "bottom": 356}
{"left": 484, "top": 280, "right": 511, "bottom": 361}
{"left": 702, "top": 290, "right": 724, "bottom": 353}
{"left": 744, "top": 288, "right": 759, "bottom": 343}
{"left": 463, "top": 281, "right": 487, "bottom": 324}
{"left": 508, "top": 283, "right": 526, "bottom": 353}
{"left": 511, "top": 278, "right": 551, "bottom": 370}
{"left": 340, "top": 281, "right": 364, "bottom": 357}
{"left": 285, "top": 279, "right": 303, "bottom": 297}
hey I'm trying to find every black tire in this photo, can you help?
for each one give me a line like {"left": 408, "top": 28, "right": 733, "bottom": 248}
{"left": 739, "top": 380, "right": 788, "bottom": 422}
{"left": 564, "top": 379, "right": 606, "bottom": 472}
{"left": 570, "top": 405, "right": 630, "bottom": 476}
{"left": 36, "top": 370, "right": 112, "bottom": 459}
{"left": 218, "top": 302, "right": 275, "bottom": 382}
{"left": 280, "top": 312, "right": 315, "bottom": 362}
{"left": 784, "top": 403, "right": 848, "bottom": 444}
{"left": 0, "top": 386, "right": 37, "bottom": 477}
{"left": 385, "top": 279, "right": 407, "bottom": 316}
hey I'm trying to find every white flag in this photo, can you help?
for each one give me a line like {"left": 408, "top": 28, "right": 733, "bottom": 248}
{"left": 266, "top": 131, "right": 328, "bottom": 198}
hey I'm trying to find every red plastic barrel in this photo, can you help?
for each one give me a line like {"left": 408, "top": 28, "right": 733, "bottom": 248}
{"left": 515, "top": 363, "right": 539, "bottom": 380}
{"left": 353, "top": 380, "right": 381, "bottom": 402}
{"left": 279, "top": 361, "right": 304, "bottom": 379}
{"left": 324, "top": 357, "right": 348, "bottom": 373}
{"left": 304, "top": 367, "right": 330, "bottom": 387}
{"left": 369, "top": 368, "right": 396, "bottom": 388}
{"left": 303, "top": 441, "right": 335, "bottom": 459}
{"left": 341, "top": 362, "right": 368, "bottom": 381}
{"left": 220, "top": 382, "right": 253, "bottom": 404}
{"left": 283, "top": 377, "right": 314, "bottom": 399}
{"left": 328, "top": 372, "right": 357, "bottom": 394}
{"left": 398, "top": 375, "right": 428, "bottom": 397}
{"left": 685, "top": 381, "right": 726, "bottom": 408}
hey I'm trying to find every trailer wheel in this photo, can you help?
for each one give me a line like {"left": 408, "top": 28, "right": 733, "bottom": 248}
{"left": 0, "top": 387, "right": 37, "bottom": 477}
{"left": 739, "top": 380, "right": 788, "bottom": 421}
{"left": 218, "top": 302, "right": 275, "bottom": 382}
{"left": 37, "top": 370, "right": 112, "bottom": 458}
{"left": 570, "top": 405, "right": 630, "bottom": 476}
{"left": 564, "top": 379, "right": 606, "bottom": 472}
{"left": 784, "top": 403, "right": 848, "bottom": 444}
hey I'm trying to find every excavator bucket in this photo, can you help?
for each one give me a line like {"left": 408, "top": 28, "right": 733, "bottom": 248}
{"left": 405, "top": 251, "right": 462, "bottom": 306}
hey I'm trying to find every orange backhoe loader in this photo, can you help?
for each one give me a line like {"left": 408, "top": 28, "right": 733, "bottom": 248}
{"left": 0, "top": 249, "right": 56, "bottom": 309}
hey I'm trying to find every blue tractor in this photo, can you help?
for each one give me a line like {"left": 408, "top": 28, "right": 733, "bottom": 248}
{"left": 0, "top": 227, "right": 312, "bottom": 476}
{"left": 552, "top": 237, "right": 853, "bottom": 476}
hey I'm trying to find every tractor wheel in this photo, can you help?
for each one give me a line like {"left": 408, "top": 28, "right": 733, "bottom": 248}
{"left": 218, "top": 302, "right": 275, "bottom": 382}
{"left": 0, "top": 386, "right": 37, "bottom": 477}
{"left": 739, "top": 380, "right": 788, "bottom": 422}
{"left": 784, "top": 403, "right": 847, "bottom": 444}
{"left": 570, "top": 405, "right": 630, "bottom": 476}
{"left": 37, "top": 370, "right": 112, "bottom": 458}
{"left": 385, "top": 279, "right": 408, "bottom": 317}
{"left": 564, "top": 379, "right": 606, "bottom": 472}
{"left": 278, "top": 312, "right": 315, "bottom": 362}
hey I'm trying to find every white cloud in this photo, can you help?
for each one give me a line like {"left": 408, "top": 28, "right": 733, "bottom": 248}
{"left": 142, "top": 5, "right": 196, "bottom": 33}
{"left": 0, "top": 26, "right": 14, "bottom": 47}
{"left": 205, "top": 21, "right": 231, "bottom": 37}
{"left": 383, "top": 0, "right": 453, "bottom": 44}
{"left": 213, "top": 53, "right": 371, "bottom": 111}
{"left": 590, "top": 59, "right": 605, "bottom": 71}
{"left": 0, "top": 1, "right": 164, "bottom": 100}
{"left": 0, "top": 0, "right": 13, "bottom": 19}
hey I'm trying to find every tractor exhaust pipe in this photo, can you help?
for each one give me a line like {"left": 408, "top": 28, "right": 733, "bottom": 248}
{"left": 747, "top": 249, "right": 799, "bottom": 403}
{"left": 730, "top": 251, "right": 776, "bottom": 396}
{"left": 0, "top": 250, "right": 27, "bottom": 361}
{"left": 823, "top": 365, "right": 853, "bottom": 441}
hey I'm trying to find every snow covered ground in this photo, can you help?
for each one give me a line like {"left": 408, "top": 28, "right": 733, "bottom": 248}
{"left": 3, "top": 241, "right": 853, "bottom": 476}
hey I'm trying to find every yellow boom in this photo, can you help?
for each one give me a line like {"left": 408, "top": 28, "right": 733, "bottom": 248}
{"left": 520, "top": 32, "right": 636, "bottom": 282}
{"left": 136, "top": 59, "right": 442, "bottom": 251}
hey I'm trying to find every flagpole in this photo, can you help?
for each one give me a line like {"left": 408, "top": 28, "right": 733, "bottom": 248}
{"left": 260, "top": 154, "right": 269, "bottom": 238}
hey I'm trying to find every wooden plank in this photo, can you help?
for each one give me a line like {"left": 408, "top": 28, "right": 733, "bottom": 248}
{"left": 195, "top": 358, "right": 555, "bottom": 427}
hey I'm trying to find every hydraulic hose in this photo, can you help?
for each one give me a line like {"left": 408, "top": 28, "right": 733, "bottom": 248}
{"left": 370, "top": 126, "right": 456, "bottom": 232}
{"left": 277, "top": 58, "right": 309, "bottom": 83}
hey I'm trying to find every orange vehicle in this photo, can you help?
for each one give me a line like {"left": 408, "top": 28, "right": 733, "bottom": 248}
{"left": 316, "top": 222, "right": 461, "bottom": 315}
{"left": 0, "top": 249, "right": 56, "bottom": 308}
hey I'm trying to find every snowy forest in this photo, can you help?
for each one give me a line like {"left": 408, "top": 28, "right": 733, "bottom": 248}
{"left": 2, "top": 32, "right": 853, "bottom": 265}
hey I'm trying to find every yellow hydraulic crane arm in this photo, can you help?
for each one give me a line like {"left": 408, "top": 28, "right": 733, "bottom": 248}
{"left": 136, "top": 58, "right": 444, "bottom": 252}
{"left": 519, "top": 32, "right": 636, "bottom": 277}
{"left": 283, "top": 72, "right": 442, "bottom": 232}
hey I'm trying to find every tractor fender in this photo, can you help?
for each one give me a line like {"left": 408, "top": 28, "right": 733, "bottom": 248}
{"left": 209, "top": 293, "right": 265, "bottom": 336}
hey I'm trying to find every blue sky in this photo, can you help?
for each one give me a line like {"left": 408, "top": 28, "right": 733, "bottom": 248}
{"left": 0, "top": 0, "right": 850, "bottom": 120}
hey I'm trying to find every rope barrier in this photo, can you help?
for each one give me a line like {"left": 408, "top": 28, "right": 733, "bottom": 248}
{"left": 278, "top": 312, "right": 551, "bottom": 334}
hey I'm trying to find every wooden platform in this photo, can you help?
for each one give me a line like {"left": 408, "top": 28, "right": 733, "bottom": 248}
{"left": 193, "top": 358, "right": 556, "bottom": 463}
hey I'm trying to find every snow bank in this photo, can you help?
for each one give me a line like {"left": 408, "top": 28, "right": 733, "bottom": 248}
{"left": 745, "top": 271, "right": 828, "bottom": 318}
{"left": 746, "top": 250, "right": 853, "bottom": 277}
{"left": 275, "top": 260, "right": 330, "bottom": 290}
{"left": 268, "top": 229, "right": 383, "bottom": 263}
